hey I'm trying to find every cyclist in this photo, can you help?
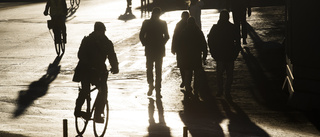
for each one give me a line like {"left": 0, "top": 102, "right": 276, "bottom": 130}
{"left": 43, "top": 0, "right": 68, "bottom": 44}
{"left": 73, "top": 22, "right": 119, "bottom": 123}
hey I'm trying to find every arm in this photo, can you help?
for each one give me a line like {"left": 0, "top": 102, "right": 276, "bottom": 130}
{"left": 106, "top": 40, "right": 119, "bottom": 74}
{"left": 163, "top": 21, "right": 170, "bottom": 45}
{"left": 139, "top": 21, "right": 147, "bottom": 46}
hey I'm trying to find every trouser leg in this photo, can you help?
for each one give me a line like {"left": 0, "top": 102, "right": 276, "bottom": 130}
{"left": 225, "top": 61, "right": 235, "bottom": 93}
{"left": 155, "top": 57, "right": 163, "bottom": 90}
{"left": 146, "top": 57, "right": 154, "bottom": 86}
{"left": 216, "top": 61, "right": 225, "bottom": 94}
{"left": 95, "top": 81, "right": 108, "bottom": 116}
{"left": 75, "top": 81, "right": 90, "bottom": 113}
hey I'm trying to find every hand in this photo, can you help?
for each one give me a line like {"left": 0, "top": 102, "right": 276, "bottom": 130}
{"left": 110, "top": 67, "right": 119, "bottom": 74}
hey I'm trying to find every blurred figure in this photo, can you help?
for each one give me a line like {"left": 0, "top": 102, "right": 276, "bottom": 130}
{"left": 226, "top": 0, "right": 251, "bottom": 44}
{"left": 188, "top": 0, "right": 204, "bottom": 30}
{"left": 139, "top": 7, "right": 169, "bottom": 98}
{"left": 207, "top": 10, "right": 241, "bottom": 97}
{"left": 172, "top": 11, "right": 190, "bottom": 88}
{"left": 180, "top": 17, "right": 207, "bottom": 100}
{"left": 119, "top": 0, "right": 136, "bottom": 20}
{"left": 44, "top": 0, "right": 68, "bottom": 44}
{"left": 73, "top": 22, "right": 119, "bottom": 123}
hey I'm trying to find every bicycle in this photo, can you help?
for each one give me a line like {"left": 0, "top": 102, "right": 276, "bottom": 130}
{"left": 75, "top": 84, "right": 109, "bottom": 137}
{"left": 47, "top": 19, "right": 66, "bottom": 56}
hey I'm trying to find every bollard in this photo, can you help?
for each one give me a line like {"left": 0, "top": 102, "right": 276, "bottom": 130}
{"left": 63, "top": 119, "right": 68, "bottom": 137}
{"left": 183, "top": 126, "right": 188, "bottom": 137}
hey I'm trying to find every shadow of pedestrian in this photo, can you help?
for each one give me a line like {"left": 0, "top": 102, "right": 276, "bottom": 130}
{"left": 147, "top": 98, "right": 171, "bottom": 137}
{"left": 13, "top": 55, "right": 62, "bottom": 118}
{"left": 221, "top": 93, "right": 270, "bottom": 137}
{"left": 179, "top": 94, "right": 225, "bottom": 136}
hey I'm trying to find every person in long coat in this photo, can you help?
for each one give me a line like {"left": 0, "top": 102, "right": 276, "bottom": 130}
{"left": 139, "top": 7, "right": 169, "bottom": 98}
{"left": 207, "top": 10, "right": 241, "bottom": 97}
{"left": 180, "top": 17, "right": 207, "bottom": 100}
{"left": 172, "top": 11, "right": 190, "bottom": 88}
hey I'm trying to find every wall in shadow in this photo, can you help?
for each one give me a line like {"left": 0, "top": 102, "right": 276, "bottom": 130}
{"left": 242, "top": 23, "right": 288, "bottom": 110}
{"left": 13, "top": 55, "right": 62, "bottom": 117}
{"left": 147, "top": 98, "right": 171, "bottom": 137}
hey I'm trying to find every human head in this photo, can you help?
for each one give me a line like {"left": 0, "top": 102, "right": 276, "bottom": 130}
{"left": 188, "top": 17, "right": 196, "bottom": 25}
{"left": 94, "top": 21, "right": 106, "bottom": 32}
{"left": 151, "top": 7, "right": 161, "bottom": 19}
{"left": 181, "top": 11, "right": 190, "bottom": 20}
{"left": 219, "top": 10, "right": 230, "bottom": 22}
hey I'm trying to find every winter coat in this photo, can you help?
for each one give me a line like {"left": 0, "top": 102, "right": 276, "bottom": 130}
{"left": 73, "top": 32, "right": 118, "bottom": 85}
{"left": 172, "top": 19, "right": 188, "bottom": 68}
{"left": 179, "top": 24, "right": 208, "bottom": 69}
{"left": 208, "top": 20, "right": 241, "bottom": 62}
{"left": 139, "top": 18, "right": 169, "bottom": 58}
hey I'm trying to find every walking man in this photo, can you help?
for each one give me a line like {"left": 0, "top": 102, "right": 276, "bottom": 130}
{"left": 172, "top": 11, "right": 190, "bottom": 88}
{"left": 207, "top": 10, "right": 241, "bottom": 97}
{"left": 180, "top": 17, "right": 207, "bottom": 100}
{"left": 139, "top": 7, "right": 169, "bottom": 98}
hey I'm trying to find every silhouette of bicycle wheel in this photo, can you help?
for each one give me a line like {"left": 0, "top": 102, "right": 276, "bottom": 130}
{"left": 93, "top": 101, "right": 109, "bottom": 137}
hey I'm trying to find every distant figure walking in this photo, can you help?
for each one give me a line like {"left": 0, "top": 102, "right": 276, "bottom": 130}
{"left": 44, "top": 0, "right": 68, "bottom": 44}
{"left": 73, "top": 22, "right": 119, "bottom": 123}
{"left": 188, "top": 0, "right": 204, "bottom": 30}
{"left": 180, "top": 17, "right": 207, "bottom": 100}
{"left": 172, "top": 11, "right": 190, "bottom": 88}
{"left": 139, "top": 7, "right": 169, "bottom": 98}
{"left": 226, "top": 0, "right": 251, "bottom": 44}
{"left": 207, "top": 10, "right": 241, "bottom": 97}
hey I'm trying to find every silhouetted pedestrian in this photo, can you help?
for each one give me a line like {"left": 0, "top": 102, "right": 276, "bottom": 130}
{"left": 44, "top": 0, "right": 68, "bottom": 44}
{"left": 207, "top": 10, "right": 241, "bottom": 97}
{"left": 180, "top": 17, "right": 207, "bottom": 100}
{"left": 73, "top": 22, "right": 119, "bottom": 123}
{"left": 139, "top": 7, "right": 169, "bottom": 98}
{"left": 172, "top": 11, "right": 190, "bottom": 89}
{"left": 226, "top": 0, "right": 251, "bottom": 44}
{"left": 188, "top": 0, "right": 204, "bottom": 30}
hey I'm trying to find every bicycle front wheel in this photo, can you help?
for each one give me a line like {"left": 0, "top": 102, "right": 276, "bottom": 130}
{"left": 93, "top": 101, "right": 109, "bottom": 137}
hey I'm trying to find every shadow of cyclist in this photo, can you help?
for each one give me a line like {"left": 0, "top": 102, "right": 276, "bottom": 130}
{"left": 13, "top": 55, "right": 62, "bottom": 118}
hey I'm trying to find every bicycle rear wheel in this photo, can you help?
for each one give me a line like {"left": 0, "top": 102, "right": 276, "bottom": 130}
{"left": 93, "top": 101, "right": 109, "bottom": 137}
{"left": 75, "top": 97, "right": 90, "bottom": 135}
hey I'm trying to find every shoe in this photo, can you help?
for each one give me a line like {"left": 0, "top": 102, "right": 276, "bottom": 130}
{"left": 147, "top": 85, "right": 154, "bottom": 96}
{"left": 94, "top": 115, "right": 105, "bottom": 123}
